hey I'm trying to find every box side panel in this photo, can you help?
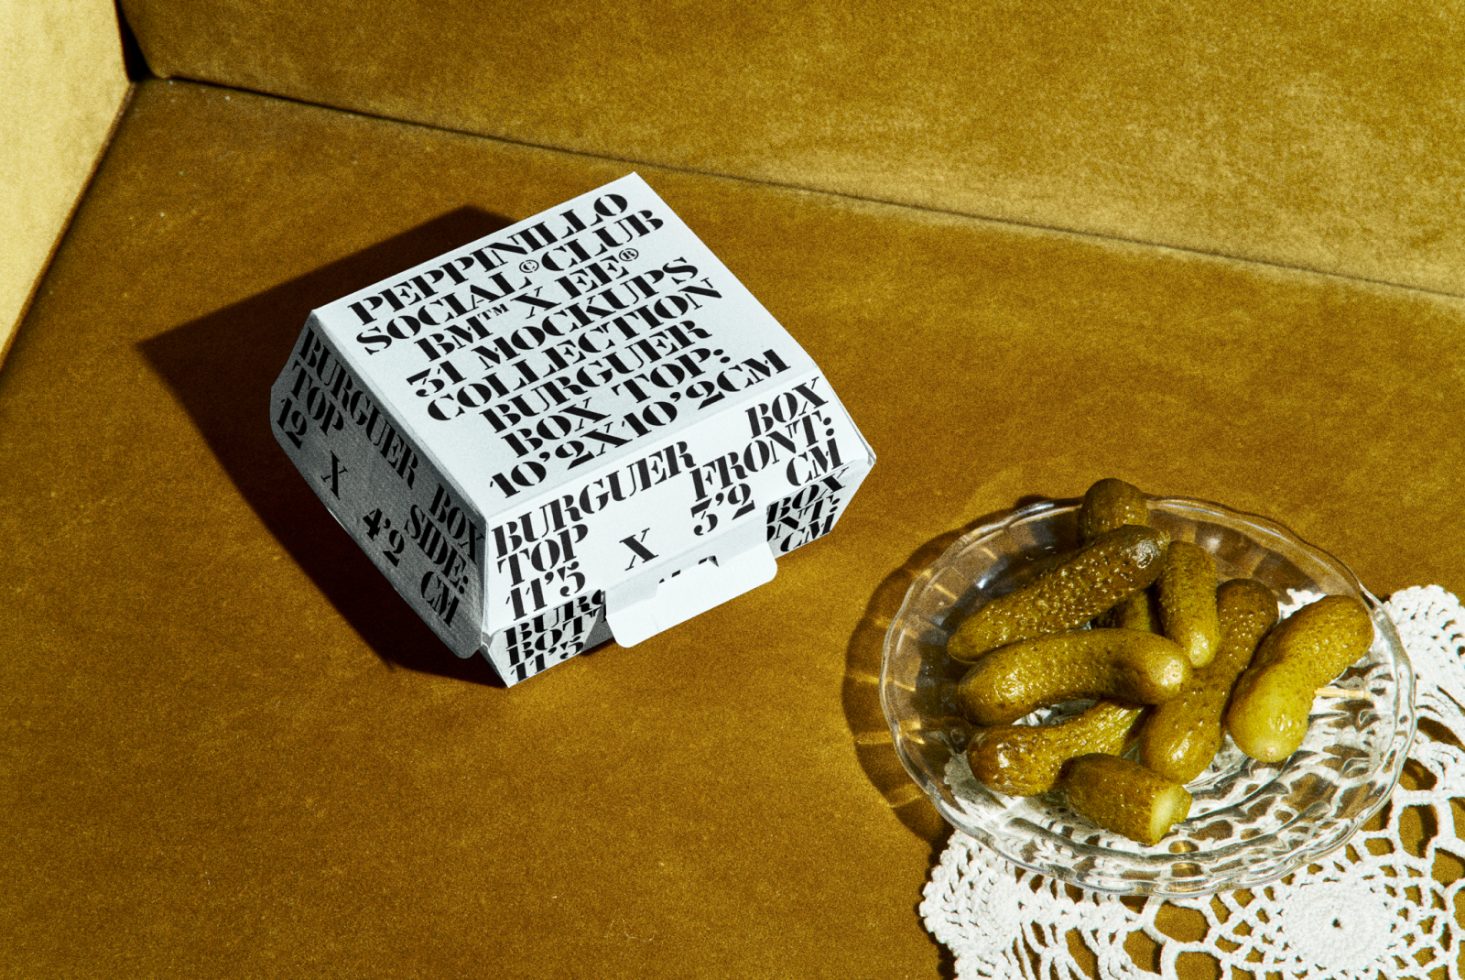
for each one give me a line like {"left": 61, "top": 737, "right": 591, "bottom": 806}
{"left": 481, "top": 364, "right": 873, "bottom": 685}
{"left": 764, "top": 390, "right": 875, "bottom": 556}
{"left": 269, "top": 318, "right": 485, "bottom": 656}
{"left": 479, "top": 367, "right": 873, "bottom": 677}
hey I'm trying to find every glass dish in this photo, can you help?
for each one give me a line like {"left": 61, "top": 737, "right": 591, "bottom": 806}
{"left": 880, "top": 496, "right": 1416, "bottom": 897}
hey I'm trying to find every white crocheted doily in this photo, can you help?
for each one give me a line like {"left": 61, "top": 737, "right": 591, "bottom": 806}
{"left": 922, "top": 585, "right": 1465, "bottom": 980}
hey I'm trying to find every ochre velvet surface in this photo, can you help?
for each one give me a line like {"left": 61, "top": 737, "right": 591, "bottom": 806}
{"left": 120, "top": 0, "right": 1465, "bottom": 297}
{"left": 3, "top": 81, "right": 1463, "bottom": 976}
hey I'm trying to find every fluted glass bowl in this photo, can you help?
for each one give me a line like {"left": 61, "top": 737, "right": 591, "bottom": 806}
{"left": 880, "top": 496, "right": 1416, "bottom": 897}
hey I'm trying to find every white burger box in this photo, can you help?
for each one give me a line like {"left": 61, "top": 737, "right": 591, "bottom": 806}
{"left": 270, "top": 174, "right": 874, "bottom": 685}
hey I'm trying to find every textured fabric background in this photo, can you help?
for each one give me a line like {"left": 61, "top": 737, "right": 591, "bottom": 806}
{"left": 8, "top": 4, "right": 1465, "bottom": 975}
{"left": 119, "top": 0, "right": 1465, "bottom": 295}
{"left": 0, "top": 0, "right": 129, "bottom": 360}
{"left": 3, "top": 80, "right": 1462, "bottom": 976}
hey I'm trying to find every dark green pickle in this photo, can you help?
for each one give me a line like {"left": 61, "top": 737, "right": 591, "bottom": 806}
{"left": 968, "top": 700, "right": 1144, "bottom": 796}
{"left": 1077, "top": 478, "right": 1157, "bottom": 632}
{"left": 1156, "top": 541, "right": 1222, "bottom": 667}
{"left": 1226, "top": 595, "right": 1374, "bottom": 762}
{"left": 1076, "top": 478, "right": 1150, "bottom": 542}
{"left": 1060, "top": 754, "right": 1193, "bottom": 845}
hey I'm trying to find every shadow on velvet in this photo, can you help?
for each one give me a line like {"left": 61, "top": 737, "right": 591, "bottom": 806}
{"left": 139, "top": 206, "right": 514, "bottom": 687}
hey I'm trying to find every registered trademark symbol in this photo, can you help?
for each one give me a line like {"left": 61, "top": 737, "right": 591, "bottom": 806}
{"left": 619, "top": 248, "right": 639, "bottom": 262}
{"left": 519, "top": 259, "right": 540, "bottom": 273}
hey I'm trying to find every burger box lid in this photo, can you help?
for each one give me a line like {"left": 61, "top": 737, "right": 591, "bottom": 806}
{"left": 270, "top": 174, "right": 874, "bottom": 685}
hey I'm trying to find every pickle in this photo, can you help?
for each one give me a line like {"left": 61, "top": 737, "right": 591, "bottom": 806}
{"left": 968, "top": 701, "right": 1144, "bottom": 796}
{"left": 948, "top": 525, "right": 1169, "bottom": 662}
{"left": 1156, "top": 541, "right": 1222, "bottom": 667}
{"left": 1139, "top": 579, "right": 1278, "bottom": 782}
{"left": 1225, "top": 595, "right": 1374, "bottom": 763}
{"left": 1076, "top": 478, "right": 1149, "bottom": 541}
{"left": 1108, "top": 589, "right": 1158, "bottom": 632}
{"left": 1078, "top": 478, "right": 1156, "bottom": 631}
{"left": 955, "top": 629, "right": 1190, "bottom": 725}
{"left": 1060, "top": 754, "right": 1193, "bottom": 845}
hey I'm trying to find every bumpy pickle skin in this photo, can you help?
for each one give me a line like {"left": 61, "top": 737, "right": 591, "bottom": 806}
{"left": 1139, "top": 579, "right": 1278, "bottom": 782}
{"left": 1225, "top": 595, "right": 1375, "bottom": 763}
{"left": 1077, "top": 478, "right": 1150, "bottom": 542}
{"left": 1156, "top": 541, "right": 1222, "bottom": 667}
{"left": 954, "top": 629, "right": 1190, "bottom": 725}
{"left": 968, "top": 701, "right": 1145, "bottom": 796}
{"left": 1109, "top": 589, "right": 1159, "bottom": 632}
{"left": 947, "top": 525, "right": 1169, "bottom": 662}
{"left": 1060, "top": 754, "right": 1193, "bottom": 845}
{"left": 1077, "top": 478, "right": 1157, "bottom": 631}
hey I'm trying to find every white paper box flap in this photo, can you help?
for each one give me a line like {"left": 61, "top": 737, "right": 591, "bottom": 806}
{"left": 604, "top": 517, "right": 776, "bottom": 646}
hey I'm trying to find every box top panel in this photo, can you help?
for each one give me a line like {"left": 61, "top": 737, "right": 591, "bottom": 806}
{"left": 311, "top": 173, "right": 823, "bottom": 514}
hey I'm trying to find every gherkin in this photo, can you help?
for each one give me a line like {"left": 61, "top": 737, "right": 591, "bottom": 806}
{"left": 954, "top": 628, "right": 1190, "bottom": 725}
{"left": 1076, "top": 477, "right": 1157, "bottom": 632}
{"left": 1226, "top": 595, "right": 1374, "bottom": 762}
{"left": 968, "top": 700, "right": 1144, "bottom": 796}
{"left": 1061, "top": 754, "right": 1192, "bottom": 845}
{"left": 948, "top": 525, "right": 1169, "bottom": 662}
{"left": 1156, "top": 541, "right": 1222, "bottom": 667}
{"left": 1139, "top": 578, "right": 1277, "bottom": 782}
{"left": 1076, "top": 478, "right": 1149, "bottom": 542}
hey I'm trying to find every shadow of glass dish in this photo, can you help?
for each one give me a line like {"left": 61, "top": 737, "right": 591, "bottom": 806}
{"left": 842, "top": 496, "right": 1051, "bottom": 849}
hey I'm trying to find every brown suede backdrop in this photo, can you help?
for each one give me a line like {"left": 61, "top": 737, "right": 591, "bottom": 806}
{"left": 119, "top": 0, "right": 1465, "bottom": 297}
